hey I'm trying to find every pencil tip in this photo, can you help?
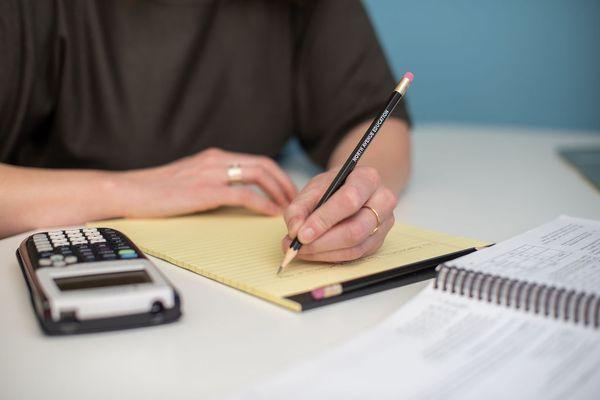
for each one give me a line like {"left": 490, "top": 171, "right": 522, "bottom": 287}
{"left": 276, "top": 247, "right": 299, "bottom": 276}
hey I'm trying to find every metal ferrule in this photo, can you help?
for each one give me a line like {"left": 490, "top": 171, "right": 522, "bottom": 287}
{"left": 321, "top": 284, "right": 343, "bottom": 298}
{"left": 395, "top": 77, "right": 412, "bottom": 96}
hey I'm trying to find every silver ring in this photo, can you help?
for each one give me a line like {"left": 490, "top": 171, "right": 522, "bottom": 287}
{"left": 227, "top": 164, "right": 243, "bottom": 185}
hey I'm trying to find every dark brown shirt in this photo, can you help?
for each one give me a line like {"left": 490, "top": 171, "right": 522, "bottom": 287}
{"left": 0, "top": 0, "right": 409, "bottom": 170}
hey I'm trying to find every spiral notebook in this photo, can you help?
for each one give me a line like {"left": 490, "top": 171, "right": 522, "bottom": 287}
{"left": 241, "top": 216, "right": 600, "bottom": 399}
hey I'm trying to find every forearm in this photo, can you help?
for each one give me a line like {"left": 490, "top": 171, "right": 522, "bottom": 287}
{"left": 328, "top": 118, "right": 411, "bottom": 193}
{"left": 0, "top": 164, "right": 124, "bottom": 238}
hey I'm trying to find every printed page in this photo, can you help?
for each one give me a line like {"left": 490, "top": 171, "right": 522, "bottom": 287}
{"left": 443, "top": 216, "right": 600, "bottom": 294}
{"left": 239, "top": 286, "right": 600, "bottom": 400}
{"left": 89, "top": 208, "right": 486, "bottom": 309}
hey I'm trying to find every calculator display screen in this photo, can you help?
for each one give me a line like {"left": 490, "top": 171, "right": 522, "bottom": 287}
{"left": 54, "top": 270, "right": 152, "bottom": 291}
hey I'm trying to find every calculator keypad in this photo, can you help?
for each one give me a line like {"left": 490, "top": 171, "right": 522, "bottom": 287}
{"left": 30, "top": 228, "right": 140, "bottom": 268}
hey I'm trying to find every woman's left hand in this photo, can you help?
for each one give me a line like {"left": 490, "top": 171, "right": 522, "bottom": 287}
{"left": 282, "top": 166, "right": 398, "bottom": 262}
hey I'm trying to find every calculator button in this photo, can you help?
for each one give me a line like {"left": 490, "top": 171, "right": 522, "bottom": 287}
{"left": 38, "top": 258, "right": 52, "bottom": 267}
{"left": 64, "top": 256, "right": 78, "bottom": 264}
{"left": 37, "top": 246, "right": 53, "bottom": 252}
{"left": 118, "top": 249, "right": 138, "bottom": 259}
{"left": 90, "top": 239, "right": 107, "bottom": 244}
{"left": 120, "top": 253, "right": 138, "bottom": 259}
{"left": 50, "top": 254, "right": 64, "bottom": 261}
{"left": 33, "top": 234, "right": 47, "bottom": 239}
{"left": 53, "top": 261, "right": 66, "bottom": 267}
{"left": 101, "top": 253, "right": 117, "bottom": 260}
{"left": 38, "top": 251, "right": 54, "bottom": 258}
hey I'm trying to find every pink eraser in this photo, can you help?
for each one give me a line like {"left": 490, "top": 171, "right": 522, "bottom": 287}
{"left": 311, "top": 287, "right": 325, "bottom": 300}
{"left": 403, "top": 72, "right": 414, "bottom": 82}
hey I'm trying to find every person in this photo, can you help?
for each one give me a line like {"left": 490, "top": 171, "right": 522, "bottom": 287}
{"left": 0, "top": 0, "right": 411, "bottom": 262}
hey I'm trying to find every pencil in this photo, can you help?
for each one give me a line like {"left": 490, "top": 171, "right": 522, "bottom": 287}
{"left": 277, "top": 72, "right": 414, "bottom": 275}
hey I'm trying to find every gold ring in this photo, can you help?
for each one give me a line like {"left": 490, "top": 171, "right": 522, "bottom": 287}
{"left": 362, "top": 205, "right": 381, "bottom": 235}
{"left": 227, "top": 163, "right": 243, "bottom": 185}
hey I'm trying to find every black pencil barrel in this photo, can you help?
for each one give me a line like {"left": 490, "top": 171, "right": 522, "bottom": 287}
{"left": 288, "top": 90, "right": 405, "bottom": 251}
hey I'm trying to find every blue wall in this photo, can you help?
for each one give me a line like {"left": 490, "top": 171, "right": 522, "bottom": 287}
{"left": 363, "top": 0, "right": 600, "bottom": 132}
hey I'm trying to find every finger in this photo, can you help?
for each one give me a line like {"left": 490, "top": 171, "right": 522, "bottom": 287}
{"left": 297, "top": 166, "right": 381, "bottom": 245}
{"left": 296, "top": 223, "right": 390, "bottom": 263}
{"left": 299, "top": 204, "right": 395, "bottom": 255}
{"left": 219, "top": 152, "right": 298, "bottom": 203}
{"left": 283, "top": 185, "right": 324, "bottom": 237}
{"left": 242, "top": 165, "right": 290, "bottom": 208}
{"left": 249, "top": 155, "right": 298, "bottom": 202}
{"left": 220, "top": 187, "right": 281, "bottom": 216}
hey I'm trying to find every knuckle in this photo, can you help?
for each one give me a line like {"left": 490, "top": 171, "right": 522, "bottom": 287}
{"left": 283, "top": 206, "right": 296, "bottom": 222}
{"left": 201, "top": 147, "right": 222, "bottom": 162}
{"left": 261, "top": 156, "right": 277, "bottom": 168}
{"left": 349, "top": 219, "right": 369, "bottom": 241}
{"left": 285, "top": 203, "right": 305, "bottom": 220}
{"left": 347, "top": 245, "right": 366, "bottom": 261}
{"left": 389, "top": 213, "right": 396, "bottom": 226}
{"left": 381, "top": 187, "right": 398, "bottom": 208}
{"left": 203, "top": 147, "right": 221, "bottom": 157}
{"left": 311, "top": 211, "right": 332, "bottom": 233}
{"left": 340, "top": 185, "right": 363, "bottom": 210}
{"left": 358, "top": 166, "right": 380, "bottom": 186}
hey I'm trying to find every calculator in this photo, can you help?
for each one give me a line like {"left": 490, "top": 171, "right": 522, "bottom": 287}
{"left": 16, "top": 227, "right": 181, "bottom": 335}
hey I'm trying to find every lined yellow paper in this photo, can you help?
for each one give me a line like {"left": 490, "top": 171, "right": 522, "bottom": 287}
{"left": 89, "top": 208, "right": 487, "bottom": 311}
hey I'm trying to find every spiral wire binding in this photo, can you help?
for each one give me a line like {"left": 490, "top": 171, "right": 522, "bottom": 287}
{"left": 434, "top": 264, "right": 599, "bottom": 328}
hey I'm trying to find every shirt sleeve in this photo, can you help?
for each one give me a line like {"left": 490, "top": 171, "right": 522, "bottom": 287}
{"left": 293, "top": 0, "right": 411, "bottom": 168}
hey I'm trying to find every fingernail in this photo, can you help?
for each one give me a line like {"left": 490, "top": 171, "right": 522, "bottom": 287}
{"left": 299, "top": 227, "right": 315, "bottom": 243}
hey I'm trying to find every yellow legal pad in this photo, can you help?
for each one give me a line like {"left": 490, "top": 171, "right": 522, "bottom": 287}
{"left": 89, "top": 209, "right": 487, "bottom": 311}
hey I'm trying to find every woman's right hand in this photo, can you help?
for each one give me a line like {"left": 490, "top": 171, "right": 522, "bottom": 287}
{"left": 113, "top": 148, "right": 297, "bottom": 218}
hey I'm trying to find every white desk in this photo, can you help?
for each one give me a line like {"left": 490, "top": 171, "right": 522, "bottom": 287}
{"left": 1, "top": 125, "right": 598, "bottom": 399}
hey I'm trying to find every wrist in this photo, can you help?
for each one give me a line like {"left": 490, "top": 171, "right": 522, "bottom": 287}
{"left": 92, "top": 170, "right": 136, "bottom": 220}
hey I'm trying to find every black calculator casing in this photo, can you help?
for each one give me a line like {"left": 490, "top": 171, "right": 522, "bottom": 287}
{"left": 16, "top": 228, "right": 181, "bottom": 335}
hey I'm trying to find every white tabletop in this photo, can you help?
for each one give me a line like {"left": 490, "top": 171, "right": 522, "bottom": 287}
{"left": 1, "top": 125, "right": 598, "bottom": 399}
